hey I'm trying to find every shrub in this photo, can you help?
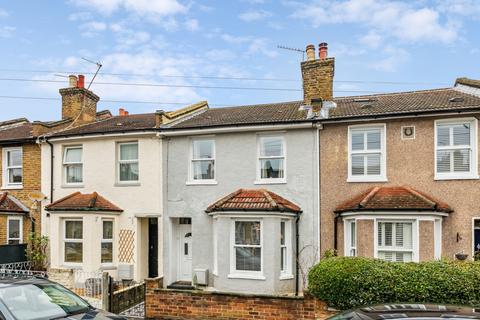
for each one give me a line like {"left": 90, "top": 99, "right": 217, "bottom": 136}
{"left": 308, "top": 257, "right": 480, "bottom": 310}
{"left": 26, "top": 233, "right": 49, "bottom": 271}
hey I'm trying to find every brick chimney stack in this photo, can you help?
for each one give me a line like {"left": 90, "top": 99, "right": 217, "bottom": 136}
{"left": 301, "top": 42, "right": 334, "bottom": 110}
{"left": 59, "top": 74, "right": 99, "bottom": 126}
{"left": 119, "top": 108, "right": 129, "bottom": 116}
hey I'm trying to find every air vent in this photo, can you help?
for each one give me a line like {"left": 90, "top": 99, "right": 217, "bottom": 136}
{"left": 401, "top": 126, "right": 415, "bottom": 140}
{"left": 449, "top": 97, "right": 464, "bottom": 103}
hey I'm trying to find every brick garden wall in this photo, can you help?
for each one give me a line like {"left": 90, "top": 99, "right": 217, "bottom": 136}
{"left": 145, "top": 277, "right": 334, "bottom": 320}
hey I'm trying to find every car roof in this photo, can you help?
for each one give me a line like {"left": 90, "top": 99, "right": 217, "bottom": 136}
{"left": 0, "top": 275, "right": 52, "bottom": 287}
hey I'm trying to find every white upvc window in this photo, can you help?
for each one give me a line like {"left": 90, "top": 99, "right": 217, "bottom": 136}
{"left": 376, "top": 221, "right": 415, "bottom": 262}
{"left": 101, "top": 220, "right": 113, "bottom": 264}
{"left": 230, "top": 220, "right": 263, "bottom": 278}
{"left": 256, "top": 135, "right": 286, "bottom": 184}
{"left": 118, "top": 142, "right": 139, "bottom": 183}
{"left": 348, "top": 124, "right": 386, "bottom": 182}
{"left": 189, "top": 138, "right": 215, "bottom": 183}
{"left": 280, "top": 220, "right": 293, "bottom": 278}
{"left": 3, "top": 147, "right": 23, "bottom": 189}
{"left": 344, "top": 219, "right": 356, "bottom": 257}
{"left": 64, "top": 220, "right": 83, "bottom": 264}
{"left": 435, "top": 118, "right": 478, "bottom": 180}
{"left": 7, "top": 217, "right": 22, "bottom": 245}
{"left": 63, "top": 146, "right": 83, "bottom": 184}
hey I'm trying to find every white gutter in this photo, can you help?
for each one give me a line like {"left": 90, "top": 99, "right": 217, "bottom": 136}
{"left": 159, "top": 122, "right": 314, "bottom": 136}
{"left": 43, "top": 130, "right": 157, "bottom": 142}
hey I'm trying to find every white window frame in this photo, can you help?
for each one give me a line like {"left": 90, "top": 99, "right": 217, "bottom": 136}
{"left": 117, "top": 141, "right": 139, "bottom": 184}
{"left": 63, "top": 146, "right": 83, "bottom": 185}
{"left": 280, "top": 219, "right": 293, "bottom": 279}
{"left": 374, "top": 219, "right": 418, "bottom": 262}
{"left": 434, "top": 118, "right": 478, "bottom": 180}
{"left": 2, "top": 147, "right": 23, "bottom": 189}
{"left": 229, "top": 219, "right": 265, "bottom": 280}
{"left": 63, "top": 219, "right": 83, "bottom": 265}
{"left": 347, "top": 124, "right": 387, "bottom": 182}
{"left": 255, "top": 134, "right": 287, "bottom": 184}
{"left": 7, "top": 216, "right": 22, "bottom": 245}
{"left": 187, "top": 137, "right": 217, "bottom": 185}
{"left": 101, "top": 219, "right": 114, "bottom": 265}
{"left": 472, "top": 217, "right": 480, "bottom": 261}
{"left": 344, "top": 219, "right": 357, "bottom": 257}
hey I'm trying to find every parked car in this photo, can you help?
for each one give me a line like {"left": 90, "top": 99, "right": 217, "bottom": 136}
{"left": 0, "top": 275, "right": 126, "bottom": 320}
{"left": 329, "top": 304, "right": 480, "bottom": 320}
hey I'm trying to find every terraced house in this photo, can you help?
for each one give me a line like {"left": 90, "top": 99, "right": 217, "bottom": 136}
{"left": 40, "top": 80, "right": 207, "bottom": 281}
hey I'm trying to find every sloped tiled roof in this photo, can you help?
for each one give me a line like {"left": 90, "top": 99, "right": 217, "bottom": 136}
{"left": 456, "top": 77, "right": 480, "bottom": 89}
{"left": 167, "top": 101, "right": 308, "bottom": 129}
{"left": 45, "top": 192, "right": 123, "bottom": 212}
{"left": 206, "top": 189, "right": 302, "bottom": 214}
{"left": 335, "top": 186, "right": 452, "bottom": 214}
{"left": 0, "top": 192, "right": 29, "bottom": 214}
{"left": 328, "top": 88, "right": 480, "bottom": 120}
{"left": 49, "top": 113, "right": 156, "bottom": 137}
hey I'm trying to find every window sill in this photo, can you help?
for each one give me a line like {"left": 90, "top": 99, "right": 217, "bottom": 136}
{"left": 254, "top": 179, "right": 287, "bottom": 185}
{"left": 186, "top": 180, "right": 218, "bottom": 186}
{"left": 115, "top": 182, "right": 141, "bottom": 187}
{"left": 100, "top": 264, "right": 117, "bottom": 270}
{"left": 279, "top": 274, "right": 294, "bottom": 280}
{"left": 434, "top": 174, "right": 479, "bottom": 181}
{"left": 227, "top": 273, "right": 266, "bottom": 280}
{"left": 62, "top": 184, "right": 84, "bottom": 189}
{"left": 1, "top": 185, "right": 23, "bottom": 190}
{"left": 347, "top": 176, "right": 387, "bottom": 183}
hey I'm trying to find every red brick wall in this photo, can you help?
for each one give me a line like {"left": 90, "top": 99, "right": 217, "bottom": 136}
{"left": 145, "top": 278, "right": 334, "bottom": 320}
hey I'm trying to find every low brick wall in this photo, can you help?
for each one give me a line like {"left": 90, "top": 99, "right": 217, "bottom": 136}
{"left": 145, "top": 277, "right": 334, "bottom": 320}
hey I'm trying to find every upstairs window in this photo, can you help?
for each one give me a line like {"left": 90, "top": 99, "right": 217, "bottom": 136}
{"left": 348, "top": 125, "right": 386, "bottom": 182}
{"left": 190, "top": 139, "right": 215, "bottom": 182}
{"left": 257, "top": 135, "right": 286, "bottom": 183}
{"left": 3, "top": 147, "right": 22, "bottom": 188}
{"left": 63, "top": 146, "right": 83, "bottom": 184}
{"left": 435, "top": 118, "right": 477, "bottom": 180}
{"left": 118, "top": 142, "right": 139, "bottom": 182}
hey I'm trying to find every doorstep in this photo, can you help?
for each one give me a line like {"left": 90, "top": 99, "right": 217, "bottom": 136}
{"left": 166, "top": 281, "right": 195, "bottom": 290}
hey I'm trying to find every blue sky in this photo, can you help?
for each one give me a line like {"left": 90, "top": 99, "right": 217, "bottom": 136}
{"left": 0, "top": 0, "right": 479, "bottom": 121}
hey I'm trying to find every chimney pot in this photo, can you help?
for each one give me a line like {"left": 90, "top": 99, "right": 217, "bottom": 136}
{"left": 68, "top": 75, "right": 78, "bottom": 88}
{"left": 119, "top": 108, "right": 125, "bottom": 116}
{"left": 319, "top": 42, "right": 328, "bottom": 60}
{"left": 77, "top": 75, "right": 85, "bottom": 88}
{"left": 306, "top": 44, "right": 315, "bottom": 61}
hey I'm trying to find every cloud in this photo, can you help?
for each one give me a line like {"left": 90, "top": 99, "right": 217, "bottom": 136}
{"left": 248, "top": 38, "right": 278, "bottom": 58}
{"left": 436, "top": 0, "right": 480, "bottom": 17}
{"left": 79, "top": 21, "right": 107, "bottom": 37}
{"left": 205, "top": 49, "right": 237, "bottom": 61}
{"left": 0, "top": 8, "right": 8, "bottom": 18}
{"left": 68, "top": 11, "right": 93, "bottom": 21}
{"left": 221, "top": 33, "right": 251, "bottom": 44}
{"left": 239, "top": 10, "right": 272, "bottom": 22}
{"left": 371, "top": 46, "right": 409, "bottom": 72}
{"left": 184, "top": 19, "right": 199, "bottom": 31}
{"left": 71, "top": 0, "right": 187, "bottom": 17}
{"left": 289, "top": 0, "right": 459, "bottom": 44}
{"left": 360, "top": 30, "right": 382, "bottom": 49}
{"left": 0, "top": 26, "right": 15, "bottom": 38}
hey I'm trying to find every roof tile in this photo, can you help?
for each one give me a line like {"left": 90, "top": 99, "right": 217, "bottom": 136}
{"left": 46, "top": 192, "right": 123, "bottom": 212}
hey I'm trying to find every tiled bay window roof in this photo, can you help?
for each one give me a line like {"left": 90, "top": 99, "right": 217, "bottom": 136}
{"left": 334, "top": 186, "right": 452, "bottom": 214}
{"left": 45, "top": 192, "right": 123, "bottom": 212}
{"left": 0, "top": 192, "right": 29, "bottom": 214}
{"left": 206, "top": 189, "right": 302, "bottom": 214}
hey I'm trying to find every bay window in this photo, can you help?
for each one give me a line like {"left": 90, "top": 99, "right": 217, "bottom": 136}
{"left": 63, "top": 146, "right": 83, "bottom": 184}
{"left": 435, "top": 118, "right": 477, "bottom": 180}
{"left": 101, "top": 220, "right": 113, "bottom": 264}
{"left": 345, "top": 220, "right": 356, "bottom": 257}
{"left": 7, "top": 217, "right": 22, "bottom": 244}
{"left": 348, "top": 125, "right": 386, "bottom": 182}
{"left": 280, "top": 220, "right": 292, "bottom": 278}
{"left": 377, "top": 221, "right": 414, "bottom": 262}
{"left": 232, "top": 220, "right": 262, "bottom": 275}
{"left": 118, "top": 142, "right": 139, "bottom": 182}
{"left": 190, "top": 139, "right": 215, "bottom": 182}
{"left": 257, "top": 135, "right": 286, "bottom": 183}
{"left": 64, "top": 220, "right": 83, "bottom": 264}
{"left": 3, "top": 147, "right": 22, "bottom": 188}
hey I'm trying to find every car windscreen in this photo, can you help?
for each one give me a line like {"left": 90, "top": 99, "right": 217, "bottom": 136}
{"left": 0, "top": 282, "right": 90, "bottom": 320}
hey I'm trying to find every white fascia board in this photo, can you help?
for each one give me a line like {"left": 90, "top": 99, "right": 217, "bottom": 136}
{"left": 43, "top": 131, "right": 157, "bottom": 143}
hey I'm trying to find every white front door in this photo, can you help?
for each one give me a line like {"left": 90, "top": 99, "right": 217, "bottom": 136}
{"left": 177, "top": 223, "right": 192, "bottom": 282}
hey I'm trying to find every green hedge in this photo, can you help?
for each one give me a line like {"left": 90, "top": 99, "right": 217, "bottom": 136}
{"left": 308, "top": 257, "right": 480, "bottom": 310}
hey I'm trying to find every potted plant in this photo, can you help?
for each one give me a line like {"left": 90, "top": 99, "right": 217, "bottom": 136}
{"left": 455, "top": 251, "right": 469, "bottom": 261}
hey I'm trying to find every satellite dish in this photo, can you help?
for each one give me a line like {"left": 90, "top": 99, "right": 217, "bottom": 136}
{"left": 29, "top": 191, "right": 46, "bottom": 202}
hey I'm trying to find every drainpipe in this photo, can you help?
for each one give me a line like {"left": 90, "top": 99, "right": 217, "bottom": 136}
{"left": 295, "top": 214, "right": 300, "bottom": 296}
{"left": 333, "top": 214, "right": 338, "bottom": 252}
{"left": 46, "top": 139, "right": 54, "bottom": 204}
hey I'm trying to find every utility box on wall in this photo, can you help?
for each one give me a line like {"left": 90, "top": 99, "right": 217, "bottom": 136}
{"left": 194, "top": 269, "right": 209, "bottom": 286}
